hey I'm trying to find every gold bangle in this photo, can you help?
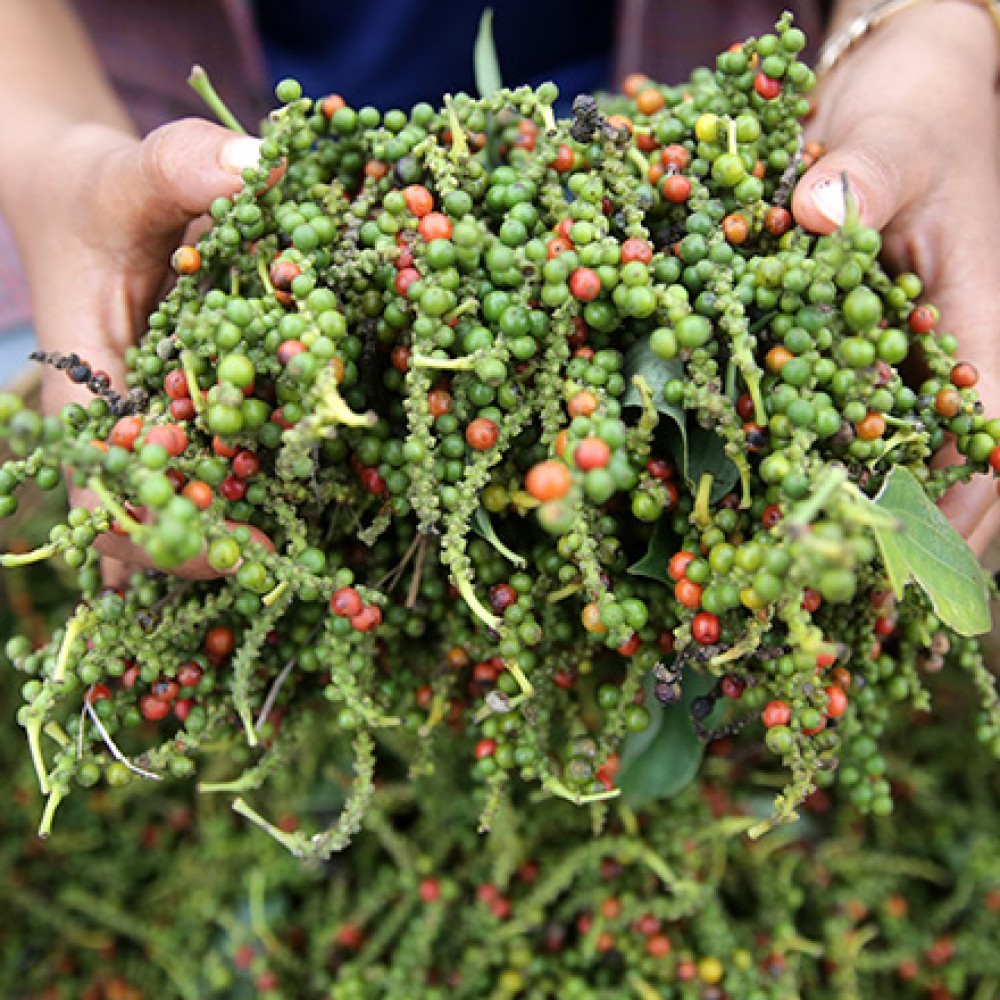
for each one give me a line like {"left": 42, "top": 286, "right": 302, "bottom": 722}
{"left": 816, "top": 0, "right": 1000, "bottom": 77}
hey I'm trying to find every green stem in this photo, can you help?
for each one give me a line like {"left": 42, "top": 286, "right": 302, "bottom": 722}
{"left": 693, "top": 472, "right": 713, "bottom": 528}
{"left": 543, "top": 775, "right": 620, "bottom": 806}
{"left": 232, "top": 797, "right": 304, "bottom": 855}
{"left": 453, "top": 574, "right": 501, "bottom": 631}
{"left": 25, "top": 716, "right": 50, "bottom": 795}
{"left": 88, "top": 478, "right": 143, "bottom": 539}
{"left": 37, "top": 785, "right": 65, "bottom": 839}
{"left": 409, "top": 353, "right": 478, "bottom": 371}
{"left": 54, "top": 610, "right": 85, "bottom": 683}
{"left": 187, "top": 65, "right": 246, "bottom": 134}
{"left": 261, "top": 580, "right": 289, "bottom": 608}
{"left": 0, "top": 542, "right": 57, "bottom": 567}
{"left": 180, "top": 351, "right": 207, "bottom": 415}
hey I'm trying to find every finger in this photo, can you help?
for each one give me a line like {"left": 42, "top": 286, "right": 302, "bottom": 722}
{"left": 791, "top": 114, "right": 928, "bottom": 235}
{"left": 93, "top": 518, "right": 275, "bottom": 582}
{"left": 121, "top": 120, "right": 263, "bottom": 242}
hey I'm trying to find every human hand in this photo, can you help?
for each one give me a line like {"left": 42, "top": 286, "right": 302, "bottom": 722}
{"left": 11, "top": 118, "right": 267, "bottom": 578}
{"left": 792, "top": 1, "right": 1000, "bottom": 554}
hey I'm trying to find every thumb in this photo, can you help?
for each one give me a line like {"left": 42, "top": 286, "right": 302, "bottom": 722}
{"left": 121, "top": 119, "right": 263, "bottom": 239}
{"left": 790, "top": 117, "right": 926, "bottom": 235}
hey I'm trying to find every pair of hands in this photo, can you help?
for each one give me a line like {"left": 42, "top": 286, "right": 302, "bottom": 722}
{"left": 16, "top": 3, "right": 1000, "bottom": 581}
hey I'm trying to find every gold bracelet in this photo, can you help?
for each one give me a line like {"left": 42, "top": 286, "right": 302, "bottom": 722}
{"left": 816, "top": 0, "right": 1000, "bottom": 76}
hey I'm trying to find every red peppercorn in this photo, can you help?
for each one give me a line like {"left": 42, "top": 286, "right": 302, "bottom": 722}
{"left": 466, "top": 417, "right": 499, "bottom": 450}
{"left": 754, "top": 72, "right": 781, "bottom": 99}
{"left": 219, "top": 475, "right": 248, "bottom": 502}
{"left": 762, "top": 700, "right": 791, "bottom": 728}
{"left": 568, "top": 267, "right": 602, "bottom": 302}
{"left": 232, "top": 449, "right": 261, "bottom": 480}
{"left": 140, "top": 695, "right": 171, "bottom": 721}
{"left": 668, "top": 550, "right": 696, "bottom": 582}
{"left": 691, "top": 611, "right": 720, "bottom": 645}
{"left": 330, "top": 586, "right": 364, "bottom": 618}
{"left": 164, "top": 369, "right": 190, "bottom": 400}
{"left": 418, "top": 878, "right": 440, "bottom": 902}
{"left": 573, "top": 436, "right": 612, "bottom": 471}
{"left": 350, "top": 605, "right": 382, "bottom": 633}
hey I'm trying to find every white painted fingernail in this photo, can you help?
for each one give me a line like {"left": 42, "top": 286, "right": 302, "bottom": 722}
{"left": 811, "top": 176, "right": 847, "bottom": 227}
{"left": 220, "top": 135, "right": 262, "bottom": 175}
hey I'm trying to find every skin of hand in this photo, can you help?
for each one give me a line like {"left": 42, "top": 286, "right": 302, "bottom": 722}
{"left": 13, "top": 120, "right": 270, "bottom": 578}
{"left": 0, "top": 0, "right": 275, "bottom": 579}
{"left": 792, "top": 0, "right": 1000, "bottom": 555}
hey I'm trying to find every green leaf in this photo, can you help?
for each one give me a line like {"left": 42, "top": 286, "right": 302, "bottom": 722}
{"left": 628, "top": 517, "right": 674, "bottom": 585}
{"left": 871, "top": 466, "right": 991, "bottom": 636}
{"left": 616, "top": 669, "right": 712, "bottom": 805}
{"left": 473, "top": 9, "right": 502, "bottom": 100}
{"left": 623, "top": 337, "right": 738, "bottom": 503}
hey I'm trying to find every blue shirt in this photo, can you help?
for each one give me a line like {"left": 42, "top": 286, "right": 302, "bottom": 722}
{"left": 257, "top": 0, "right": 615, "bottom": 114}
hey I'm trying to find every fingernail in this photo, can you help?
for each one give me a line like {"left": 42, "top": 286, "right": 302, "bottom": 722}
{"left": 220, "top": 135, "right": 262, "bottom": 176}
{"left": 811, "top": 176, "right": 848, "bottom": 227}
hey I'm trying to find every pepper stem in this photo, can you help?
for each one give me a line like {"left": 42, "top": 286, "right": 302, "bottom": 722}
{"left": 188, "top": 65, "right": 247, "bottom": 134}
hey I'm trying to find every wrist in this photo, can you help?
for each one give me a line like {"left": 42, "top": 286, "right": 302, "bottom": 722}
{"left": 821, "top": 0, "right": 1000, "bottom": 76}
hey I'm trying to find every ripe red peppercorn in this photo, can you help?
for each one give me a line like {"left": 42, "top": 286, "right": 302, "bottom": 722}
{"left": 661, "top": 173, "right": 692, "bottom": 203}
{"left": 951, "top": 362, "right": 979, "bottom": 388}
{"left": 754, "top": 72, "right": 782, "bottom": 99}
{"left": 140, "top": 695, "right": 171, "bottom": 721}
{"left": 330, "top": 586, "right": 364, "bottom": 618}
{"left": 232, "top": 449, "right": 261, "bottom": 480}
{"left": 762, "top": 700, "right": 792, "bottom": 728}
{"left": 417, "top": 212, "right": 452, "bottom": 242}
{"left": 668, "top": 550, "right": 696, "bottom": 582}
{"left": 721, "top": 675, "right": 745, "bottom": 699}
{"left": 177, "top": 661, "right": 204, "bottom": 687}
{"left": 691, "top": 611, "right": 720, "bottom": 645}
{"left": 466, "top": 417, "right": 499, "bottom": 450}
{"left": 394, "top": 267, "right": 420, "bottom": 296}
{"left": 418, "top": 878, "right": 441, "bottom": 902}
{"left": 824, "top": 685, "right": 849, "bottom": 718}
{"left": 474, "top": 738, "right": 497, "bottom": 760}
{"left": 219, "top": 475, "right": 248, "bottom": 502}
{"left": 569, "top": 267, "right": 602, "bottom": 302}
{"left": 204, "top": 625, "right": 235, "bottom": 659}
{"left": 488, "top": 583, "right": 518, "bottom": 614}
{"left": 573, "top": 436, "right": 612, "bottom": 471}
{"left": 764, "top": 205, "right": 792, "bottom": 236}
{"left": 907, "top": 304, "right": 936, "bottom": 334}
{"left": 620, "top": 237, "right": 653, "bottom": 264}
{"left": 525, "top": 459, "right": 572, "bottom": 502}
{"left": 350, "top": 605, "right": 383, "bottom": 632}
{"left": 660, "top": 144, "right": 690, "bottom": 170}
{"left": 164, "top": 369, "right": 190, "bottom": 400}
{"left": 170, "top": 398, "right": 196, "bottom": 421}
{"left": 674, "top": 578, "right": 703, "bottom": 610}
{"left": 109, "top": 415, "right": 144, "bottom": 451}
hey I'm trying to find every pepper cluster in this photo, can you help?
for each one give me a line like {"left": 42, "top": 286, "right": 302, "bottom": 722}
{"left": 0, "top": 13, "right": 998, "bottom": 860}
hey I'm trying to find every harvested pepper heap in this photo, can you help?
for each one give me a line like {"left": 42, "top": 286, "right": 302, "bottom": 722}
{"left": 1, "top": 13, "right": 998, "bottom": 863}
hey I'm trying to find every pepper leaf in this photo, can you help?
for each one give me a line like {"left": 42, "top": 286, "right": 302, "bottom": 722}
{"left": 473, "top": 9, "right": 502, "bottom": 100}
{"left": 871, "top": 466, "right": 991, "bottom": 636}
{"left": 623, "top": 337, "right": 738, "bottom": 503}
{"left": 628, "top": 517, "right": 674, "bottom": 585}
{"left": 616, "top": 669, "right": 713, "bottom": 805}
